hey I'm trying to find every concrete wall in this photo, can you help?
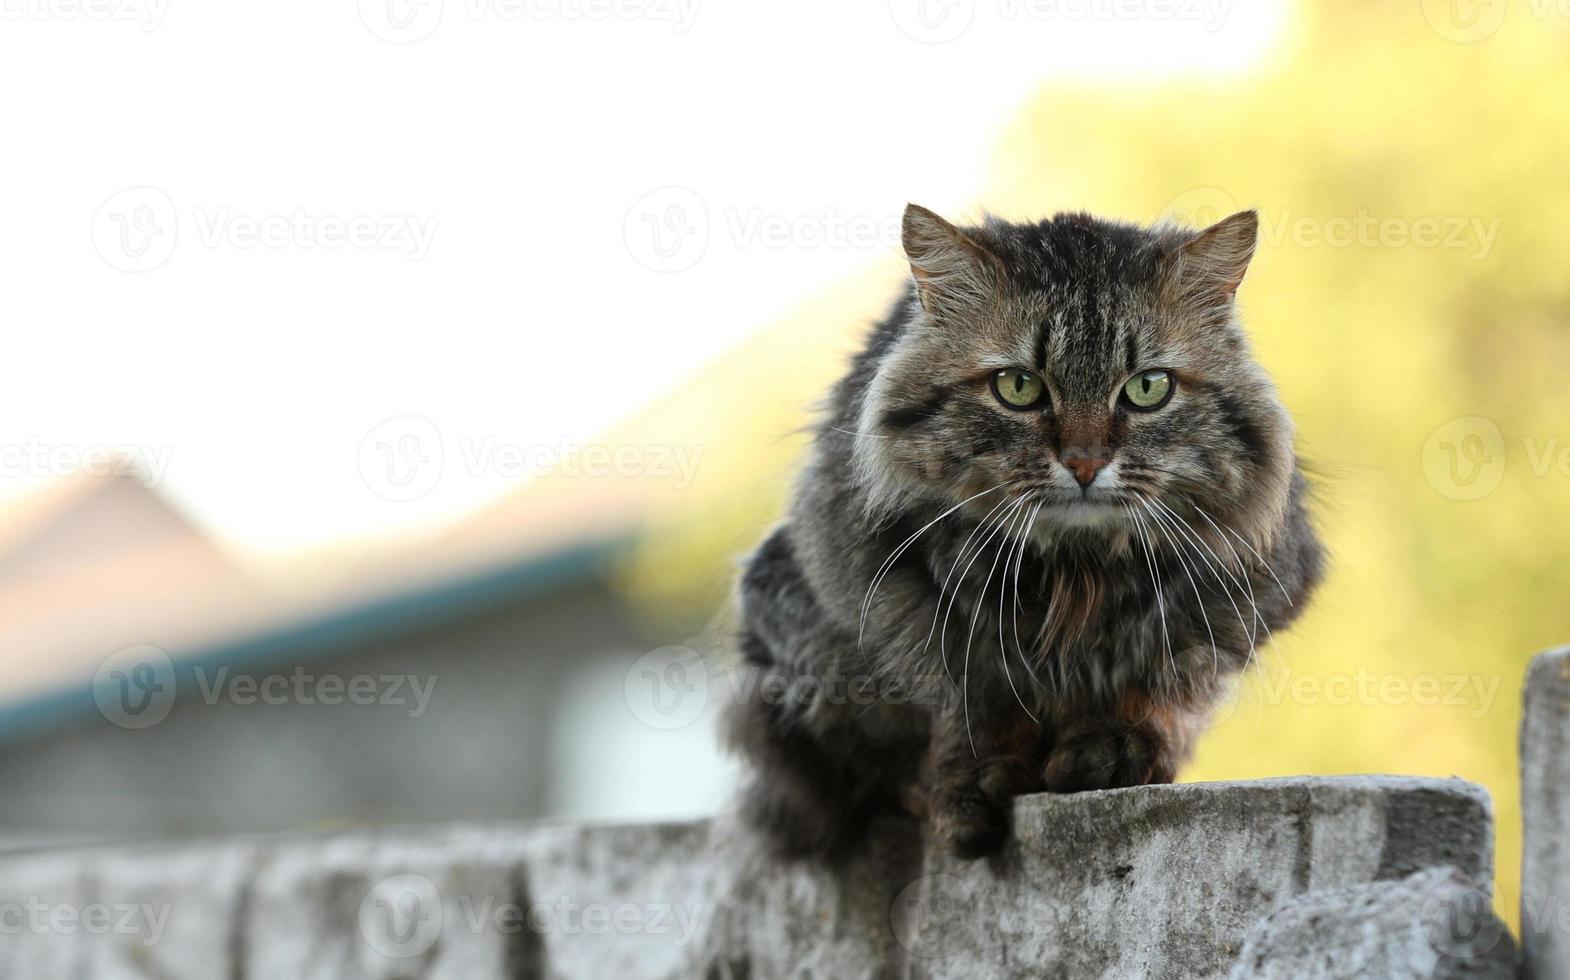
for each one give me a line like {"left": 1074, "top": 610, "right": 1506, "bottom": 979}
{"left": 0, "top": 776, "right": 1515, "bottom": 979}
{"left": 1521, "top": 646, "right": 1570, "bottom": 978}
{"left": 7, "top": 644, "right": 1570, "bottom": 977}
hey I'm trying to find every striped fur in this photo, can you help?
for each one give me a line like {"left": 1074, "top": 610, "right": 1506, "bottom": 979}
{"left": 726, "top": 205, "right": 1323, "bottom": 859}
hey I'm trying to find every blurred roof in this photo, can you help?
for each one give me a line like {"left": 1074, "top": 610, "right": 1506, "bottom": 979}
{"left": 0, "top": 471, "right": 259, "bottom": 698}
{"left": 0, "top": 469, "right": 633, "bottom": 739}
{"left": 0, "top": 257, "right": 901, "bottom": 737}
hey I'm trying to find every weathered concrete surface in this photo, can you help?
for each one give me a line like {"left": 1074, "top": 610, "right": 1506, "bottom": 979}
{"left": 246, "top": 829, "right": 539, "bottom": 979}
{"left": 0, "top": 776, "right": 1494, "bottom": 980}
{"left": 0, "top": 838, "right": 259, "bottom": 978}
{"left": 1227, "top": 867, "right": 1515, "bottom": 979}
{"left": 905, "top": 776, "right": 1493, "bottom": 979}
{"left": 518, "top": 817, "right": 920, "bottom": 978}
{"left": 1522, "top": 646, "right": 1570, "bottom": 979}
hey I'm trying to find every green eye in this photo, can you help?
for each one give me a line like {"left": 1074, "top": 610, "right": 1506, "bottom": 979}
{"left": 1123, "top": 369, "right": 1174, "bottom": 410}
{"left": 991, "top": 368, "right": 1045, "bottom": 409}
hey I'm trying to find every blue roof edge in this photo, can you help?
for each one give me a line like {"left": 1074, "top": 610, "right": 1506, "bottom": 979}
{"left": 0, "top": 534, "right": 632, "bottom": 745}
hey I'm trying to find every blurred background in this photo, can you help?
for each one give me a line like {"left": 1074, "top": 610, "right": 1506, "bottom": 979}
{"left": 0, "top": 0, "right": 1564, "bottom": 928}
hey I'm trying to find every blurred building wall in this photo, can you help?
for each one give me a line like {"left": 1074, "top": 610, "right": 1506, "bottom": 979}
{"left": 0, "top": 580, "right": 677, "bottom": 838}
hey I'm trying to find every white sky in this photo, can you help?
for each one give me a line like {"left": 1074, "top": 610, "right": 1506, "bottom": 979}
{"left": 0, "top": 0, "right": 1287, "bottom": 558}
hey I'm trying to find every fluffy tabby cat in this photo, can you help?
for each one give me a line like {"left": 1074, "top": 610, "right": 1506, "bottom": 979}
{"left": 725, "top": 204, "right": 1323, "bottom": 859}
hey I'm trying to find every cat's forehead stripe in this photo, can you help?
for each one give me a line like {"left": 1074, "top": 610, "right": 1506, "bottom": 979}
{"left": 1025, "top": 277, "right": 1133, "bottom": 396}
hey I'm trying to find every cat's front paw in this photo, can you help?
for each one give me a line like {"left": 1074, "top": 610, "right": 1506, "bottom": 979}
{"left": 1042, "top": 721, "right": 1176, "bottom": 794}
{"left": 930, "top": 757, "right": 1030, "bottom": 859}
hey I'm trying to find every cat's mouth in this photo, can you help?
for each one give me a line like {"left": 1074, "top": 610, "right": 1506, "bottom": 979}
{"left": 1042, "top": 496, "right": 1124, "bottom": 513}
{"left": 1025, "top": 490, "right": 1132, "bottom": 529}
{"left": 1013, "top": 483, "right": 1129, "bottom": 507}
{"left": 1042, "top": 495, "right": 1124, "bottom": 508}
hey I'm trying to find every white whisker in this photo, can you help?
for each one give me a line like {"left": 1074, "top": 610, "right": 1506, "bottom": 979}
{"left": 1213, "top": 514, "right": 1293, "bottom": 606}
{"left": 993, "top": 501, "right": 1040, "bottom": 724}
{"left": 1124, "top": 501, "right": 1173, "bottom": 676}
{"left": 1139, "top": 495, "right": 1217, "bottom": 675}
{"left": 859, "top": 480, "right": 1012, "bottom": 649}
{"left": 1148, "top": 496, "right": 1253, "bottom": 667}
{"left": 951, "top": 497, "right": 1027, "bottom": 756}
{"left": 1010, "top": 499, "right": 1048, "bottom": 692}
{"left": 1187, "top": 503, "right": 1273, "bottom": 667}
{"left": 922, "top": 491, "right": 1021, "bottom": 679}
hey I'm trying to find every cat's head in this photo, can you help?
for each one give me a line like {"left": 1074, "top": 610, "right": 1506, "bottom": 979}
{"left": 852, "top": 204, "right": 1294, "bottom": 548}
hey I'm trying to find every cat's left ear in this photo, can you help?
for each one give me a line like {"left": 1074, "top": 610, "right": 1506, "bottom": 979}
{"left": 1167, "top": 210, "right": 1258, "bottom": 301}
{"left": 901, "top": 204, "right": 1004, "bottom": 317}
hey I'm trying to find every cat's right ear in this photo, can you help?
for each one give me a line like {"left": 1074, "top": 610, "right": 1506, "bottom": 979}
{"left": 1167, "top": 209, "right": 1258, "bottom": 302}
{"left": 901, "top": 204, "right": 1003, "bottom": 317}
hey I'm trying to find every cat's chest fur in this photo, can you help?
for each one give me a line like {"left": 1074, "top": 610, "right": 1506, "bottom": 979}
{"left": 910, "top": 537, "right": 1179, "bottom": 695}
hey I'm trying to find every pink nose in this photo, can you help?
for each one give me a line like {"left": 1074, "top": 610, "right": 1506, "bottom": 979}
{"left": 1061, "top": 458, "right": 1111, "bottom": 490}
